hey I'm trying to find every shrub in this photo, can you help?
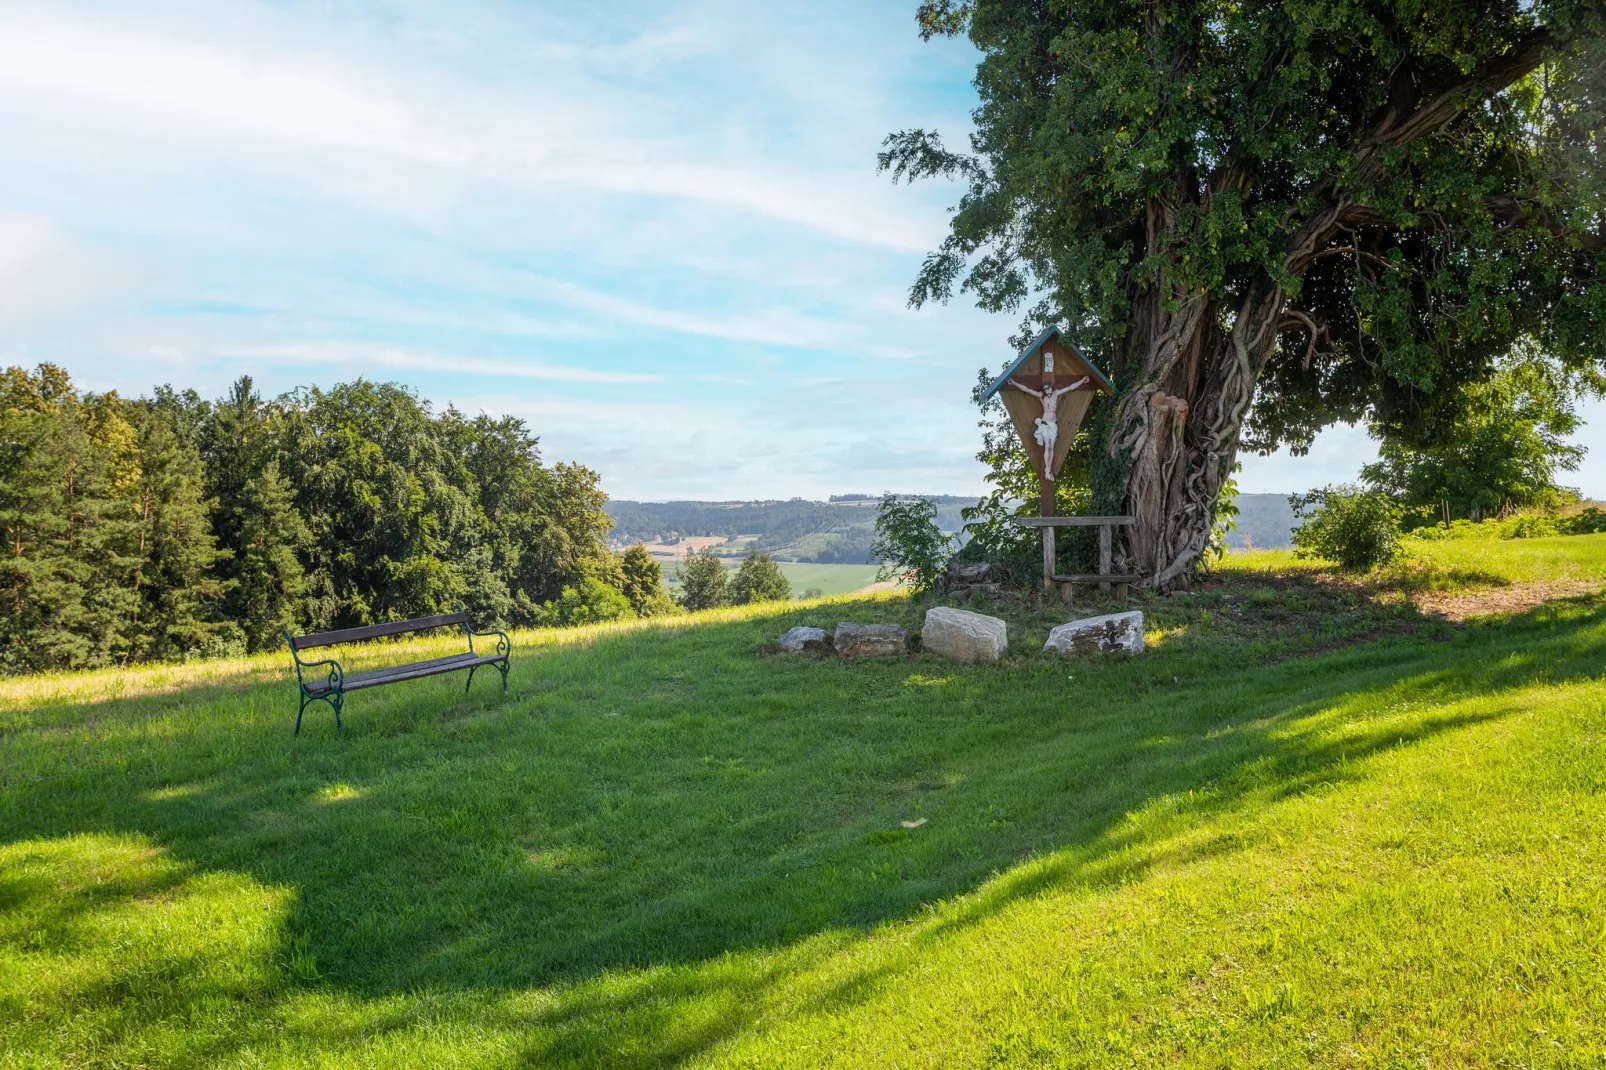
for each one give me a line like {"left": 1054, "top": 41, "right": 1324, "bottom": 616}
{"left": 1407, "top": 517, "right": 1502, "bottom": 541}
{"left": 1501, "top": 514, "right": 1559, "bottom": 539}
{"left": 1561, "top": 507, "right": 1606, "bottom": 535}
{"left": 871, "top": 494, "right": 955, "bottom": 594}
{"left": 540, "top": 578, "right": 634, "bottom": 627}
{"left": 1290, "top": 484, "right": 1403, "bottom": 569}
{"left": 731, "top": 547, "right": 791, "bottom": 604}
{"left": 676, "top": 548, "right": 730, "bottom": 611}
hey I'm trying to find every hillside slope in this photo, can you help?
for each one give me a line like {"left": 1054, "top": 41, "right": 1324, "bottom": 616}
{"left": 4, "top": 537, "right": 1606, "bottom": 1067}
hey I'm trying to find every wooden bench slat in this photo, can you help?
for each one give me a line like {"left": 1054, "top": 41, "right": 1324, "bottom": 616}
{"left": 341, "top": 653, "right": 508, "bottom": 692}
{"left": 1052, "top": 573, "right": 1142, "bottom": 583}
{"left": 1014, "top": 516, "right": 1136, "bottom": 528}
{"left": 292, "top": 612, "right": 468, "bottom": 650}
{"left": 343, "top": 652, "right": 480, "bottom": 686}
{"left": 304, "top": 652, "right": 506, "bottom": 695}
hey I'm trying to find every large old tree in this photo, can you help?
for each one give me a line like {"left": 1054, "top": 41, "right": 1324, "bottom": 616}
{"left": 885, "top": 0, "right": 1606, "bottom": 586}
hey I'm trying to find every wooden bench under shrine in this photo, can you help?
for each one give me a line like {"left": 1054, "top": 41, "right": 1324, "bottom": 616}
{"left": 1014, "top": 515, "right": 1139, "bottom": 602}
{"left": 283, "top": 608, "right": 511, "bottom": 735}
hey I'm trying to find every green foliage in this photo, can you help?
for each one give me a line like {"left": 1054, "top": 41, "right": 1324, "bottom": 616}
{"left": 1203, "top": 465, "right": 1242, "bottom": 568}
{"left": 619, "top": 543, "right": 678, "bottom": 617}
{"left": 1363, "top": 355, "right": 1594, "bottom": 521}
{"left": 231, "top": 460, "right": 311, "bottom": 652}
{"left": 1291, "top": 485, "right": 1404, "bottom": 569}
{"left": 122, "top": 401, "right": 231, "bottom": 662}
{"left": 1404, "top": 506, "right": 1606, "bottom": 542}
{"left": 731, "top": 546, "right": 792, "bottom": 604}
{"left": 1503, "top": 514, "right": 1560, "bottom": 540}
{"left": 0, "top": 367, "right": 111, "bottom": 673}
{"left": 538, "top": 577, "right": 634, "bottom": 628}
{"left": 1562, "top": 507, "right": 1606, "bottom": 535}
{"left": 0, "top": 365, "right": 617, "bottom": 672}
{"left": 1407, "top": 517, "right": 1507, "bottom": 542}
{"left": 676, "top": 547, "right": 730, "bottom": 611}
{"left": 872, "top": 494, "right": 955, "bottom": 593}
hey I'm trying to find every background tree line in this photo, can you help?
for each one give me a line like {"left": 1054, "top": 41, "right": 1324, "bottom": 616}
{"left": 0, "top": 365, "right": 669, "bottom": 675}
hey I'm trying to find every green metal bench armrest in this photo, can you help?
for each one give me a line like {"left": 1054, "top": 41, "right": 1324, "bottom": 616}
{"left": 283, "top": 629, "right": 345, "bottom": 692}
{"left": 456, "top": 605, "right": 511, "bottom": 658}
{"left": 465, "top": 624, "right": 512, "bottom": 658}
{"left": 299, "top": 658, "right": 345, "bottom": 691}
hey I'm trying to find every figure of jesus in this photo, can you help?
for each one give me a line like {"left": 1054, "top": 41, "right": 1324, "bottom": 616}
{"left": 1009, "top": 376, "right": 1089, "bottom": 479}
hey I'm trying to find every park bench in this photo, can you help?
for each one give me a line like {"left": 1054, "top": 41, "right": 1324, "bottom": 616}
{"left": 283, "top": 608, "right": 511, "bottom": 735}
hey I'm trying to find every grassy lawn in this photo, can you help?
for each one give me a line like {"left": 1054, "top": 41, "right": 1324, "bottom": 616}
{"left": 1228, "top": 531, "right": 1606, "bottom": 589}
{"left": 5, "top": 537, "right": 1606, "bottom": 1066}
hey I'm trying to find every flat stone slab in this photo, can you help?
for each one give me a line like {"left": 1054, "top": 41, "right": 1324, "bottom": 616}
{"left": 775, "top": 625, "right": 830, "bottom": 653}
{"left": 834, "top": 622, "right": 909, "bottom": 658}
{"left": 1043, "top": 610, "right": 1145, "bottom": 656}
{"left": 922, "top": 606, "right": 1007, "bottom": 662}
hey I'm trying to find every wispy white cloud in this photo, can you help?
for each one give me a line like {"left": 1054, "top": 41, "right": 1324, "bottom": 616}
{"left": 522, "top": 275, "right": 849, "bottom": 350}
{"left": 218, "top": 342, "right": 660, "bottom": 384}
{"left": 0, "top": 3, "right": 940, "bottom": 250}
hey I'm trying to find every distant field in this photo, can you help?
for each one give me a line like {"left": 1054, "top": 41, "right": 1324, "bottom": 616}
{"left": 774, "top": 562, "right": 884, "bottom": 595}
{"left": 638, "top": 535, "right": 731, "bottom": 562}
{"left": 664, "top": 560, "right": 884, "bottom": 596}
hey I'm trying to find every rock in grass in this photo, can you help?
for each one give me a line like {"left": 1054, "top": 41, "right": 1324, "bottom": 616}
{"left": 776, "top": 626, "right": 830, "bottom": 653}
{"left": 1044, "top": 610, "right": 1145, "bottom": 656}
{"left": 833, "top": 622, "right": 909, "bottom": 658}
{"left": 921, "top": 606, "right": 1007, "bottom": 662}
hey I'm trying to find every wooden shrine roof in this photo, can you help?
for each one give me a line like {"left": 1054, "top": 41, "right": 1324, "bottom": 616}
{"left": 979, "top": 325, "right": 1115, "bottom": 402}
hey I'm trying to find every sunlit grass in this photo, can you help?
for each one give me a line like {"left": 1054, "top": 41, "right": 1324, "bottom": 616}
{"left": 1220, "top": 531, "right": 1606, "bottom": 591}
{"left": 5, "top": 542, "right": 1606, "bottom": 1066}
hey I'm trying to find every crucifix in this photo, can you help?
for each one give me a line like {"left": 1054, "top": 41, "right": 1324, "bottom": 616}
{"left": 1008, "top": 374, "right": 1090, "bottom": 480}
{"left": 978, "top": 328, "right": 1116, "bottom": 591}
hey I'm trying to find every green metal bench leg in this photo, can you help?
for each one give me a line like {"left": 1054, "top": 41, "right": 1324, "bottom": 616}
{"left": 465, "top": 664, "right": 478, "bottom": 693}
{"left": 295, "top": 692, "right": 343, "bottom": 735}
{"left": 498, "top": 659, "right": 509, "bottom": 692}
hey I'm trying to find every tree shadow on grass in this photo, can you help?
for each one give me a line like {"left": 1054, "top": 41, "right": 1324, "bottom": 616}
{"left": 3, "top": 596, "right": 1605, "bottom": 1066}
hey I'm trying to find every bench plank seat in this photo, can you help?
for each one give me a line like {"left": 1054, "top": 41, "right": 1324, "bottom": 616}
{"left": 303, "top": 652, "right": 509, "bottom": 695}
{"left": 284, "top": 606, "right": 510, "bottom": 735}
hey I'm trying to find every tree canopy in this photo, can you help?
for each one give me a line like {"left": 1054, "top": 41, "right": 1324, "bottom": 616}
{"left": 1361, "top": 350, "right": 1592, "bottom": 518}
{"left": 0, "top": 366, "right": 629, "bottom": 673}
{"left": 888, "top": 0, "right": 1605, "bottom": 585}
{"left": 732, "top": 547, "right": 793, "bottom": 604}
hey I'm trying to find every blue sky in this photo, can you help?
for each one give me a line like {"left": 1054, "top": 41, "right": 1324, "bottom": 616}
{"left": 1, "top": 0, "right": 1599, "bottom": 501}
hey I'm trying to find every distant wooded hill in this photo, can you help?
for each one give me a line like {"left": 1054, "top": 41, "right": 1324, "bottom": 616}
{"left": 606, "top": 492, "right": 1297, "bottom": 562}
{"left": 604, "top": 497, "right": 977, "bottom": 565}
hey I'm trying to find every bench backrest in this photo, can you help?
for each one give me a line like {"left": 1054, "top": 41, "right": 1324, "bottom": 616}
{"left": 289, "top": 612, "right": 469, "bottom": 651}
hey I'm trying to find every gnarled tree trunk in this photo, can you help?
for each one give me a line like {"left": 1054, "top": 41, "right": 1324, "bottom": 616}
{"left": 1113, "top": 282, "right": 1287, "bottom": 589}
{"left": 1108, "top": 183, "right": 1434, "bottom": 586}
